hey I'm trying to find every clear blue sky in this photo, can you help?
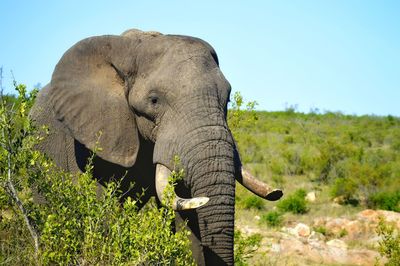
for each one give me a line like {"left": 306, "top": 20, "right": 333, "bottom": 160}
{"left": 1, "top": 1, "right": 399, "bottom": 116}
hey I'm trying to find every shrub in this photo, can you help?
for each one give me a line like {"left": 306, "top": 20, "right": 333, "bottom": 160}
{"left": 282, "top": 147, "right": 304, "bottom": 175}
{"left": 271, "top": 174, "right": 285, "bottom": 186}
{"left": 284, "top": 135, "right": 294, "bottom": 144}
{"left": 314, "top": 226, "right": 328, "bottom": 236}
{"left": 330, "top": 177, "right": 358, "bottom": 205}
{"left": 260, "top": 211, "right": 283, "bottom": 227}
{"left": 38, "top": 167, "right": 194, "bottom": 265}
{"left": 228, "top": 91, "right": 258, "bottom": 136}
{"left": 242, "top": 195, "right": 264, "bottom": 210}
{"left": 391, "top": 139, "right": 400, "bottom": 151}
{"left": 277, "top": 189, "right": 308, "bottom": 214}
{"left": 377, "top": 218, "right": 400, "bottom": 266}
{"left": 293, "top": 188, "right": 307, "bottom": 198}
{"left": 370, "top": 191, "right": 400, "bottom": 212}
{"left": 234, "top": 230, "right": 262, "bottom": 266}
{"left": 339, "top": 228, "right": 348, "bottom": 238}
{"left": 269, "top": 157, "right": 286, "bottom": 175}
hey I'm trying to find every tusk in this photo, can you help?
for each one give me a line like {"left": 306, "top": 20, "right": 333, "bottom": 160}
{"left": 237, "top": 168, "right": 283, "bottom": 201}
{"left": 155, "top": 164, "right": 209, "bottom": 210}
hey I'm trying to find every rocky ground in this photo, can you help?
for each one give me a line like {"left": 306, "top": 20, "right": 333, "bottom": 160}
{"left": 236, "top": 209, "right": 400, "bottom": 265}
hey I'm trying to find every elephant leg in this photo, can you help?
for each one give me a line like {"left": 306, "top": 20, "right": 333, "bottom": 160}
{"left": 175, "top": 210, "right": 206, "bottom": 266}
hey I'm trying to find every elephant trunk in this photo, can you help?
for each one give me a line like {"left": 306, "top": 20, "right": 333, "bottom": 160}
{"left": 153, "top": 94, "right": 238, "bottom": 264}
{"left": 181, "top": 125, "right": 236, "bottom": 265}
{"left": 192, "top": 169, "right": 235, "bottom": 265}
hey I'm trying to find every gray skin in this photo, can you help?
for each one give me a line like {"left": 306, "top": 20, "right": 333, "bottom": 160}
{"left": 31, "top": 29, "right": 241, "bottom": 265}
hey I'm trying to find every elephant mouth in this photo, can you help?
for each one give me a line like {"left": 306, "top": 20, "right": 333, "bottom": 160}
{"left": 155, "top": 163, "right": 282, "bottom": 211}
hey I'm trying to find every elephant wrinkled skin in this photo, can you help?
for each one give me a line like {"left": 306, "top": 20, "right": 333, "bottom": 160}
{"left": 30, "top": 29, "right": 281, "bottom": 266}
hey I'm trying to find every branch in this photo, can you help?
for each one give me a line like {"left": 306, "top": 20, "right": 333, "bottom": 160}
{"left": 5, "top": 142, "right": 40, "bottom": 261}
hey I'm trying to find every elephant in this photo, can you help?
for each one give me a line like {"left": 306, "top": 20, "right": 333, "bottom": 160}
{"left": 30, "top": 29, "right": 282, "bottom": 265}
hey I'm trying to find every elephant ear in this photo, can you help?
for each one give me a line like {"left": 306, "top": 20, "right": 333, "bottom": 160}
{"left": 48, "top": 35, "right": 139, "bottom": 168}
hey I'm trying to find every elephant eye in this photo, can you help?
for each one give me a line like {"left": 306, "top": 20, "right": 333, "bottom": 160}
{"left": 150, "top": 96, "right": 158, "bottom": 105}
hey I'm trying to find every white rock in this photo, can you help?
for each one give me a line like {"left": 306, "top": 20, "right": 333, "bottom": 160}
{"left": 308, "top": 231, "right": 326, "bottom": 242}
{"left": 326, "top": 239, "right": 348, "bottom": 250}
{"left": 306, "top": 191, "right": 316, "bottom": 202}
{"left": 287, "top": 228, "right": 297, "bottom": 236}
{"left": 270, "top": 243, "right": 281, "bottom": 253}
{"left": 294, "top": 223, "right": 311, "bottom": 237}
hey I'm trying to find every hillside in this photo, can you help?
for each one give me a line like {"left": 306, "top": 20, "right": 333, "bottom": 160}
{"left": 231, "top": 110, "right": 400, "bottom": 265}
{"left": 1, "top": 89, "right": 399, "bottom": 265}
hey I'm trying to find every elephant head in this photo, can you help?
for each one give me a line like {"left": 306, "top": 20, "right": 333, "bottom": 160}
{"left": 45, "top": 29, "right": 281, "bottom": 265}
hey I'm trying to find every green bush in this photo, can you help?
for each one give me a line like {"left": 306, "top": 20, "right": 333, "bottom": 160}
{"left": 284, "top": 135, "right": 294, "bottom": 144}
{"left": 370, "top": 191, "right": 400, "bottom": 212}
{"left": 339, "top": 228, "right": 348, "bottom": 238}
{"left": 242, "top": 195, "right": 264, "bottom": 210}
{"left": 32, "top": 160, "right": 194, "bottom": 265}
{"left": 316, "top": 141, "right": 351, "bottom": 182}
{"left": 377, "top": 218, "right": 400, "bottom": 266}
{"left": 277, "top": 189, "right": 308, "bottom": 214}
{"left": 260, "top": 211, "right": 283, "bottom": 227}
{"left": 271, "top": 174, "right": 285, "bottom": 186}
{"left": 293, "top": 188, "right": 307, "bottom": 198}
{"left": 314, "top": 226, "right": 328, "bottom": 236}
{"left": 228, "top": 91, "right": 258, "bottom": 136}
{"left": 330, "top": 177, "right": 358, "bottom": 205}
{"left": 234, "top": 230, "right": 262, "bottom": 266}
{"left": 269, "top": 157, "right": 286, "bottom": 175}
{"left": 282, "top": 147, "right": 304, "bottom": 175}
